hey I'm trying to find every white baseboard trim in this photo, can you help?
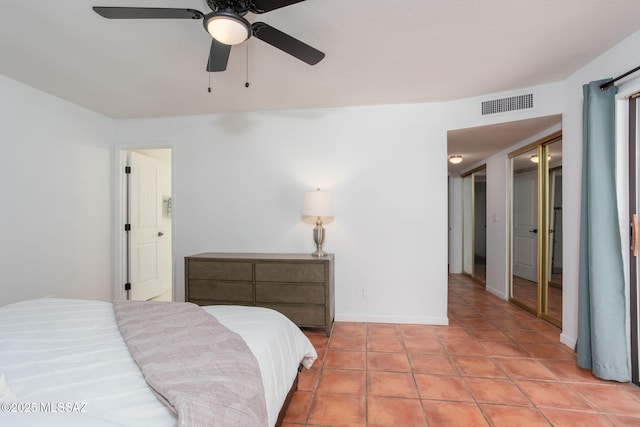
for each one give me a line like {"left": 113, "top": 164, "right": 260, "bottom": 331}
{"left": 560, "top": 333, "right": 577, "bottom": 350}
{"left": 335, "top": 313, "right": 449, "bottom": 325}
{"left": 485, "top": 286, "right": 508, "bottom": 301}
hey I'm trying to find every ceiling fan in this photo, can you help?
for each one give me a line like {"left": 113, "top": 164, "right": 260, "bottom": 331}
{"left": 92, "top": 0, "right": 325, "bottom": 72}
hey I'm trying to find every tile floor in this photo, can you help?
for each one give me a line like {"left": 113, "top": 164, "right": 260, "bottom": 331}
{"left": 282, "top": 274, "right": 640, "bottom": 426}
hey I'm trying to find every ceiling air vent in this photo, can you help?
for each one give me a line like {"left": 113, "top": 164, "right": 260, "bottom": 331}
{"left": 481, "top": 93, "right": 533, "bottom": 116}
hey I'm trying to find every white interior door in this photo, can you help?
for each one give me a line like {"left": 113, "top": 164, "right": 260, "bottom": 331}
{"left": 128, "top": 152, "right": 170, "bottom": 300}
{"left": 513, "top": 169, "right": 538, "bottom": 282}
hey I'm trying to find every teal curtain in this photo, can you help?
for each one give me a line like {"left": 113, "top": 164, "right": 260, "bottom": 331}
{"left": 577, "top": 79, "right": 630, "bottom": 381}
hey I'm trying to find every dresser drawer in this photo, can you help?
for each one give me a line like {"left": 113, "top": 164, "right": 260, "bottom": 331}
{"left": 255, "top": 262, "right": 324, "bottom": 283}
{"left": 261, "top": 303, "right": 326, "bottom": 326}
{"left": 188, "top": 280, "right": 253, "bottom": 303}
{"left": 188, "top": 261, "right": 253, "bottom": 281}
{"left": 190, "top": 299, "right": 253, "bottom": 307}
{"left": 256, "top": 283, "right": 324, "bottom": 304}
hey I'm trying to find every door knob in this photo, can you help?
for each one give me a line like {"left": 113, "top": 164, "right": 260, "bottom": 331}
{"left": 529, "top": 229, "right": 538, "bottom": 233}
{"left": 158, "top": 232, "right": 164, "bottom": 237}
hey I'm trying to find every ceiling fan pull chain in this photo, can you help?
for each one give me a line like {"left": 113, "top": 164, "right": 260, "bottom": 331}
{"left": 208, "top": 67, "right": 212, "bottom": 93}
{"left": 245, "top": 41, "right": 250, "bottom": 88}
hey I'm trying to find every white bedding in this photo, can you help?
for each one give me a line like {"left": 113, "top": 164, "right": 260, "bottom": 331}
{"left": 0, "top": 298, "right": 316, "bottom": 427}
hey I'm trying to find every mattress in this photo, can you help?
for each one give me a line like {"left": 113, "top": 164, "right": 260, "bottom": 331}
{"left": 0, "top": 298, "right": 317, "bottom": 427}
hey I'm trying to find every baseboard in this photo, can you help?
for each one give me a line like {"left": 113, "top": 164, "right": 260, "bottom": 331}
{"left": 560, "top": 332, "right": 577, "bottom": 350}
{"left": 485, "top": 285, "right": 508, "bottom": 301}
{"left": 335, "top": 313, "right": 449, "bottom": 325}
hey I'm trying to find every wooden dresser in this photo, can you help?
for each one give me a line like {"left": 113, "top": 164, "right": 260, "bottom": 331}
{"left": 185, "top": 253, "right": 334, "bottom": 336}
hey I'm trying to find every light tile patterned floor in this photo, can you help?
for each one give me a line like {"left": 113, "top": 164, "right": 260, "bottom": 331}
{"left": 282, "top": 274, "right": 640, "bottom": 426}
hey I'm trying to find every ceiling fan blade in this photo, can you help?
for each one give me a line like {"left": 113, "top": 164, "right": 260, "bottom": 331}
{"left": 249, "top": 0, "right": 306, "bottom": 13}
{"left": 206, "top": 39, "right": 231, "bottom": 72}
{"left": 252, "top": 22, "right": 324, "bottom": 65}
{"left": 93, "top": 7, "right": 204, "bottom": 20}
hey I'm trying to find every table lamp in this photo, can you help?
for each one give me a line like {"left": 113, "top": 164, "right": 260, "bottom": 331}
{"left": 302, "top": 188, "right": 334, "bottom": 257}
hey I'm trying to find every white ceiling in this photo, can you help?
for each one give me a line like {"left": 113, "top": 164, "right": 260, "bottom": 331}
{"left": 2, "top": 0, "right": 640, "bottom": 119}
{"left": 1, "top": 1, "right": 639, "bottom": 172}
{"left": 447, "top": 114, "right": 562, "bottom": 176}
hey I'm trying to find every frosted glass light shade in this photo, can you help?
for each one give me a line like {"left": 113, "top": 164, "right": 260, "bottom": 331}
{"left": 204, "top": 12, "right": 251, "bottom": 46}
{"left": 530, "top": 154, "right": 551, "bottom": 163}
{"left": 302, "top": 189, "right": 334, "bottom": 218}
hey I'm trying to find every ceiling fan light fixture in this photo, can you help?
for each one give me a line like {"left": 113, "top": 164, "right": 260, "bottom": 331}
{"left": 204, "top": 11, "right": 251, "bottom": 45}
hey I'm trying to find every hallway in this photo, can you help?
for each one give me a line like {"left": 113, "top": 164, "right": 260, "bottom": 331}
{"left": 283, "top": 274, "right": 640, "bottom": 426}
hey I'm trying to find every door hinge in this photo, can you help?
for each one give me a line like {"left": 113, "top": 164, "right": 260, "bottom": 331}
{"left": 124, "top": 224, "right": 131, "bottom": 231}
{"left": 125, "top": 166, "right": 131, "bottom": 174}
{"left": 124, "top": 283, "right": 131, "bottom": 291}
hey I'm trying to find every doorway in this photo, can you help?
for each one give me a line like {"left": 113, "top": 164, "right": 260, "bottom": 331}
{"left": 462, "top": 165, "right": 487, "bottom": 287}
{"left": 119, "top": 148, "right": 173, "bottom": 301}
{"left": 509, "top": 132, "right": 562, "bottom": 327}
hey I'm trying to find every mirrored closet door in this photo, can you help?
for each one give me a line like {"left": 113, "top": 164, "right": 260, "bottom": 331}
{"left": 509, "top": 132, "right": 562, "bottom": 327}
{"left": 462, "top": 165, "right": 487, "bottom": 287}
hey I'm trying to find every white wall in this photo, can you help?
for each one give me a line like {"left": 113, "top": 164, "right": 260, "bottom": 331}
{"left": 484, "top": 151, "right": 509, "bottom": 299}
{"left": 445, "top": 82, "right": 565, "bottom": 132}
{"left": 0, "top": 75, "right": 114, "bottom": 305}
{"left": 114, "top": 104, "right": 449, "bottom": 324}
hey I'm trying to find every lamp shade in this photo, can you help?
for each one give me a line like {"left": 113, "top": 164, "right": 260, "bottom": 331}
{"left": 203, "top": 11, "right": 251, "bottom": 45}
{"left": 302, "top": 189, "right": 334, "bottom": 218}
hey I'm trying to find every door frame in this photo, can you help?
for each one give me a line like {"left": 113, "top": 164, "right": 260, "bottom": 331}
{"left": 617, "top": 80, "right": 640, "bottom": 387}
{"left": 580, "top": 79, "right": 640, "bottom": 386}
{"left": 112, "top": 144, "right": 176, "bottom": 301}
{"left": 628, "top": 96, "right": 639, "bottom": 386}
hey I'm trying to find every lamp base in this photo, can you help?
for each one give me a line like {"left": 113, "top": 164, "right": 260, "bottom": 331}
{"left": 311, "top": 218, "right": 328, "bottom": 257}
{"left": 312, "top": 249, "right": 328, "bottom": 257}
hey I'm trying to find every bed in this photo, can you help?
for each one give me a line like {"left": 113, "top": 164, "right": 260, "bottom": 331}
{"left": 0, "top": 298, "right": 317, "bottom": 427}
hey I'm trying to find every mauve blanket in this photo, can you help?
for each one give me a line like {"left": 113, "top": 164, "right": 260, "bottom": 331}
{"left": 113, "top": 300, "right": 268, "bottom": 427}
